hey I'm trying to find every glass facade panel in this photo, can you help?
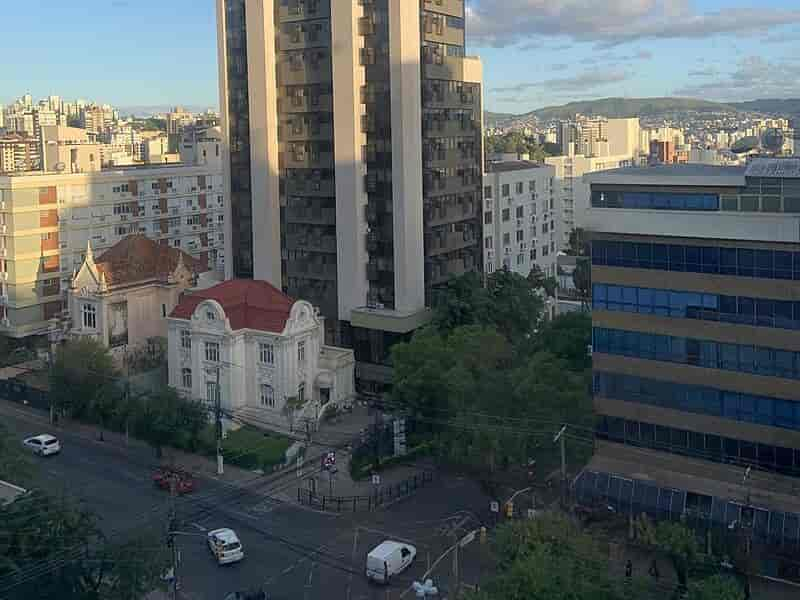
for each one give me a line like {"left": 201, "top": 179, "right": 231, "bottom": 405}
{"left": 592, "top": 240, "right": 800, "bottom": 282}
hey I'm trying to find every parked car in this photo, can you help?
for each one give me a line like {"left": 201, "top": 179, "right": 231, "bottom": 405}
{"left": 366, "top": 541, "right": 416, "bottom": 584}
{"left": 152, "top": 467, "right": 195, "bottom": 494}
{"left": 22, "top": 434, "right": 60, "bottom": 456}
{"left": 207, "top": 528, "right": 244, "bottom": 565}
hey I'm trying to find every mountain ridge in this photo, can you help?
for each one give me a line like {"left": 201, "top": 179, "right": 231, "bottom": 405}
{"left": 485, "top": 97, "right": 800, "bottom": 128}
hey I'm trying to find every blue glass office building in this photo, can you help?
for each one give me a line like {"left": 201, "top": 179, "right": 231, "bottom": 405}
{"left": 582, "top": 159, "right": 800, "bottom": 579}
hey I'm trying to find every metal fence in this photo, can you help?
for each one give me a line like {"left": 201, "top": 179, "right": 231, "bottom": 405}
{"left": 297, "top": 470, "right": 435, "bottom": 512}
{"left": 0, "top": 378, "right": 50, "bottom": 411}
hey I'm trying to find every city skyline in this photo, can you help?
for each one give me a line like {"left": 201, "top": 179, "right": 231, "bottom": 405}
{"left": 2, "top": 0, "right": 799, "bottom": 114}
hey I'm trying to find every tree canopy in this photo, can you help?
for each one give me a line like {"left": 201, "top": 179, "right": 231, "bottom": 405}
{"left": 392, "top": 272, "right": 593, "bottom": 476}
{"left": 468, "top": 515, "right": 630, "bottom": 600}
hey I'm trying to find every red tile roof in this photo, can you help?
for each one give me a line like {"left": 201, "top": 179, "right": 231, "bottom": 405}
{"left": 95, "top": 235, "right": 204, "bottom": 286}
{"left": 170, "top": 279, "right": 295, "bottom": 333}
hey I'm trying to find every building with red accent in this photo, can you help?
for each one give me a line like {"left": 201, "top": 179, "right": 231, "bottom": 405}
{"left": 167, "top": 279, "right": 355, "bottom": 428}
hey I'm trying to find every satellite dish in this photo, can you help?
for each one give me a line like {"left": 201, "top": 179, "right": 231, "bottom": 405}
{"left": 54, "top": 162, "right": 66, "bottom": 172}
{"left": 761, "top": 128, "right": 785, "bottom": 154}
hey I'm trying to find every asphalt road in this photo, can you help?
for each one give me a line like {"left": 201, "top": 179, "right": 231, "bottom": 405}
{"left": 2, "top": 404, "right": 491, "bottom": 600}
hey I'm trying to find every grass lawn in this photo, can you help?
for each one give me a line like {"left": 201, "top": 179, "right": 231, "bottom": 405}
{"left": 196, "top": 425, "right": 291, "bottom": 472}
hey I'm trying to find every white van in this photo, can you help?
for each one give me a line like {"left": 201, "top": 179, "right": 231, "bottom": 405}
{"left": 366, "top": 541, "right": 416, "bottom": 584}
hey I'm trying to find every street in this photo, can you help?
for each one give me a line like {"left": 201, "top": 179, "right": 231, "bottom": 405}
{"left": 2, "top": 403, "right": 491, "bottom": 600}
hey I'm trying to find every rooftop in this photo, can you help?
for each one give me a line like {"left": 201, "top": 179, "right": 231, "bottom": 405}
{"left": 487, "top": 160, "right": 544, "bottom": 173}
{"left": 94, "top": 235, "right": 203, "bottom": 287}
{"left": 170, "top": 279, "right": 295, "bottom": 333}
{"left": 586, "top": 163, "right": 746, "bottom": 187}
{"left": 745, "top": 157, "right": 800, "bottom": 179}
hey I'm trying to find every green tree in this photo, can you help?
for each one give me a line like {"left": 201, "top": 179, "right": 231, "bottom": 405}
{"left": 567, "top": 227, "right": 588, "bottom": 257}
{"left": 636, "top": 517, "right": 700, "bottom": 587}
{"left": 688, "top": 574, "right": 745, "bottom": 600}
{"left": 50, "top": 338, "right": 117, "bottom": 422}
{"left": 486, "top": 269, "right": 545, "bottom": 346}
{"left": 572, "top": 258, "right": 591, "bottom": 303}
{"left": 527, "top": 265, "right": 557, "bottom": 298}
{"left": 525, "top": 312, "right": 591, "bottom": 371}
{"left": 469, "top": 515, "right": 629, "bottom": 600}
{"left": 431, "top": 272, "right": 491, "bottom": 333}
{"left": 0, "top": 424, "right": 31, "bottom": 485}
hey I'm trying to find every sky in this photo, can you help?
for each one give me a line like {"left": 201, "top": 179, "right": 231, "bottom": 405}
{"left": 2, "top": 0, "right": 800, "bottom": 115}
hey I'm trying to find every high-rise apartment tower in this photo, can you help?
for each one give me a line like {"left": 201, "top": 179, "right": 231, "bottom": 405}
{"left": 217, "top": 0, "right": 483, "bottom": 392}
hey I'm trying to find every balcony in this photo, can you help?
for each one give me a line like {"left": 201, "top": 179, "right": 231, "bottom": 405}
{"left": 280, "top": 94, "right": 333, "bottom": 114}
{"left": 279, "top": 61, "right": 333, "bottom": 86}
{"left": 286, "top": 260, "right": 336, "bottom": 282}
{"left": 277, "top": 0, "right": 330, "bottom": 22}
{"left": 427, "top": 230, "right": 478, "bottom": 256}
{"left": 285, "top": 206, "right": 336, "bottom": 226}
{"left": 282, "top": 121, "right": 333, "bottom": 142}
{"left": 285, "top": 178, "right": 335, "bottom": 197}
{"left": 281, "top": 151, "right": 334, "bottom": 170}
{"left": 285, "top": 233, "right": 337, "bottom": 253}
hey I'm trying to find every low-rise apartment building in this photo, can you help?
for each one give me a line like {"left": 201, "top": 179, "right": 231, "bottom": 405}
{"left": 0, "top": 164, "right": 225, "bottom": 339}
{"left": 546, "top": 153, "right": 636, "bottom": 248}
{"left": 482, "top": 161, "right": 558, "bottom": 277}
{"left": 582, "top": 158, "right": 800, "bottom": 580}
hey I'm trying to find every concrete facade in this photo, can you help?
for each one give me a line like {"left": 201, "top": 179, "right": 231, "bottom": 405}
{"left": 167, "top": 284, "right": 355, "bottom": 429}
{"left": 216, "top": 0, "right": 483, "bottom": 394}
{"left": 584, "top": 158, "right": 800, "bottom": 579}
{"left": 0, "top": 165, "right": 225, "bottom": 338}
{"left": 482, "top": 161, "right": 557, "bottom": 277}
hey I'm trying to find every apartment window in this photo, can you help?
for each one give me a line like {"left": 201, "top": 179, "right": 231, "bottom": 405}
{"left": 484, "top": 236, "right": 493, "bottom": 249}
{"left": 501, "top": 184, "right": 510, "bottom": 197}
{"left": 542, "top": 245, "right": 549, "bottom": 257}
{"left": 259, "top": 342, "right": 275, "bottom": 365}
{"left": 529, "top": 180, "right": 536, "bottom": 192}
{"left": 530, "top": 248, "right": 537, "bottom": 261}
{"left": 484, "top": 186, "right": 492, "bottom": 199}
{"left": 503, "top": 232, "right": 511, "bottom": 246}
{"left": 515, "top": 182, "right": 524, "bottom": 195}
{"left": 217, "top": 214, "right": 224, "bottom": 223}
{"left": 298, "top": 382, "right": 305, "bottom": 403}
{"left": 205, "top": 341, "right": 220, "bottom": 362}
{"left": 517, "top": 254, "right": 525, "bottom": 265}
{"left": 172, "top": 239, "right": 181, "bottom": 248}
{"left": 298, "top": 341, "right": 306, "bottom": 364}
{"left": 82, "top": 304, "right": 96, "bottom": 329}
{"left": 516, "top": 230, "right": 524, "bottom": 242}
{"left": 180, "top": 330, "right": 191, "bottom": 349}
{"left": 502, "top": 208, "right": 510, "bottom": 222}
{"left": 484, "top": 211, "right": 493, "bottom": 225}
{"left": 260, "top": 384, "right": 275, "bottom": 408}
{"left": 206, "top": 311, "right": 216, "bottom": 321}
{"left": 206, "top": 381, "right": 219, "bottom": 406}
{"left": 516, "top": 206, "right": 524, "bottom": 219}
{"left": 181, "top": 368, "right": 192, "bottom": 389}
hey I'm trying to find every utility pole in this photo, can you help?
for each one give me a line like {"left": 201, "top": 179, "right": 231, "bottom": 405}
{"left": 554, "top": 425, "right": 568, "bottom": 505}
{"left": 168, "top": 474, "right": 179, "bottom": 600}
{"left": 215, "top": 366, "right": 223, "bottom": 475}
{"left": 346, "top": 527, "right": 359, "bottom": 600}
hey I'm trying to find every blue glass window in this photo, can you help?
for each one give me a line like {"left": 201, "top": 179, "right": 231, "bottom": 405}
{"left": 738, "top": 248, "right": 755, "bottom": 277}
{"left": 669, "top": 245, "right": 685, "bottom": 272}
{"left": 775, "top": 251, "right": 793, "bottom": 280}
{"left": 756, "top": 250, "right": 774, "bottom": 279}
{"left": 652, "top": 244, "right": 669, "bottom": 270}
{"left": 636, "top": 243, "right": 652, "bottom": 269}
{"left": 701, "top": 246, "right": 720, "bottom": 274}
{"left": 720, "top": 247, "right": 738, "bottom": 275}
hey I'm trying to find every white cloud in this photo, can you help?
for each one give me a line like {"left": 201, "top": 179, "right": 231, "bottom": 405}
{"left": 491, "top": 70, "right": 631, "bottom": 94}
{"left": 673, "top": 56, "right": 800, "bottom": 100}
{"left": 466, "top": 0, "right": 800, "bottom": 47}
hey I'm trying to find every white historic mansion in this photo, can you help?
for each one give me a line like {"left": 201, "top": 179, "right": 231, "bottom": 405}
{"left": 167, "top": 279, "right": 355, "bottom": 429}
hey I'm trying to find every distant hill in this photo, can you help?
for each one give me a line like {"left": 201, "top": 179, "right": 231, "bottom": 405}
{"left": 118, "top": 104, "right": 216, "bottom": 117}
{"left": 485, "top": 97, "right": 800, "bottom": 128}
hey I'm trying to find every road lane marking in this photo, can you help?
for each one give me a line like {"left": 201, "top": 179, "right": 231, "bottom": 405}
{"left": 190, "top": 522, "right": 207, "bottom": 532}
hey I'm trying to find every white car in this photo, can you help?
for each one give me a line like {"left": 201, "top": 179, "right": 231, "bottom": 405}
{"left": 207, "top": 528, "right": 244, "bottom": 565}
{"left": 23, "top": 434, "right": 60, "bottom": 456}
